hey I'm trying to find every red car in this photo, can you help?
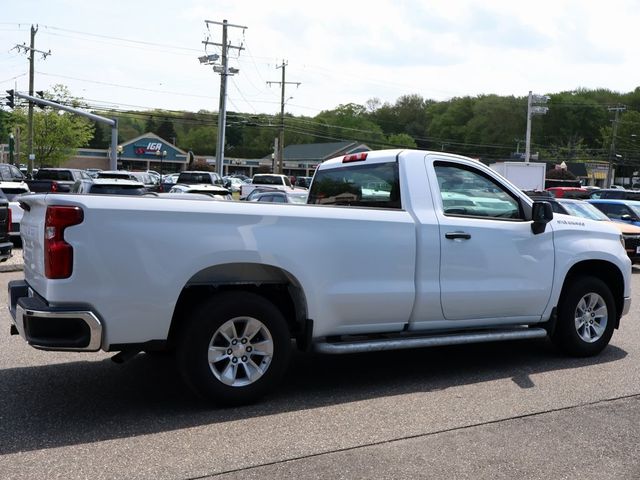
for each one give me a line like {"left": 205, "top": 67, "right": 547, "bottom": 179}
{"left": 546, "top": 187, "right": 589, "bottom": 199}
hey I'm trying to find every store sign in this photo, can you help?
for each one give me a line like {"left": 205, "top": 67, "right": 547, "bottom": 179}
{"left": 134, "top": 142, "right": 164, "bottom": 156}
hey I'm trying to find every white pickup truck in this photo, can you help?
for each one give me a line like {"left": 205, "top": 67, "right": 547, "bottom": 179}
{"left": 239, "top": 173, "right": 307, "bottom": 199}
{"left": 8, "top": 150, "right": 632, "bottom": 405}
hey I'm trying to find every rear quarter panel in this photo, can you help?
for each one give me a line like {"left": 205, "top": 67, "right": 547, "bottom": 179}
{"left": 21, "top": 194, "right": 418, "bottom": 346}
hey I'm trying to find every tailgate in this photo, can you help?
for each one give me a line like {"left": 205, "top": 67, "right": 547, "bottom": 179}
{"left": 19, "top": 195, "right": 50, "bottom": 293}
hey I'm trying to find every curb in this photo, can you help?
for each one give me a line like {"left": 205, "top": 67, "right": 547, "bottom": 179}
{"left": 0, "top": 263, "right": 24, "bottom": 273}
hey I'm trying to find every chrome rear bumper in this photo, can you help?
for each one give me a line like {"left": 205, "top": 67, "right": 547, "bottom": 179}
{"left": 8, "top": 280, "right": 102, "bottom": 351}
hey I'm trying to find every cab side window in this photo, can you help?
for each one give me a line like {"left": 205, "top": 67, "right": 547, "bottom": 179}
{"left": 434, "top": 162, "right": 522, "bottom": 220}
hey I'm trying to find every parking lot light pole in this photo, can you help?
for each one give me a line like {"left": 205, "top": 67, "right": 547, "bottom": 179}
{"left": 8, "top": 133, "right": 14, "bottom": 165}
{"left": 156, "top": 150, "right": 167, "bottom": 190}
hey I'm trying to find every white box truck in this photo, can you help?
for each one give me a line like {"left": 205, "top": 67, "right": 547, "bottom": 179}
{"left": 489, "top": 161, "right": 546, "bottom": 191}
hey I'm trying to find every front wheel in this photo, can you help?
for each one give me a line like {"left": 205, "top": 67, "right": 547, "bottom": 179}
{"left": 552, "top": 276, "right": 616, "bottom": 357}
{"left": 177, "top": 291, "right": 291, "bottom": 406}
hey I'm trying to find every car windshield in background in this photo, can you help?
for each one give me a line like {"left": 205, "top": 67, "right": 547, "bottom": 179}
{"left": 36, "top": 170, "right": 73, "bottom": 181}
{"left": 307, "top": 162, "right": 400, "bottom": 209}
{"left": 178, "top": 173, "right": 217, "bottom": 184}
{"left": 559, "top": 201, "right": 610, "bottom": 221}
{"left": 89, "top": 185, "right": 147, "bottom": 195}
{"left": 98, "top": 172, "right": 133, "bottom": 180}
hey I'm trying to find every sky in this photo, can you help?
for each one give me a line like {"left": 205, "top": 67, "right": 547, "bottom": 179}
{"left": 1, "top": 0, "right": 639, "bottom": 119}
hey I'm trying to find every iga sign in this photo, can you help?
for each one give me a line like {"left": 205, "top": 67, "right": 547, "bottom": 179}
{"left": 134, "top": 142, "right": 164, "bottom": 156}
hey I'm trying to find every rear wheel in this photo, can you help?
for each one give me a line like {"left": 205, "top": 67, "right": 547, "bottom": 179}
{"left": 552, "top": 277, "right": 616, "bottom": 357}
{"left": 177, "top": 291, "right": 291, "bottom": 405}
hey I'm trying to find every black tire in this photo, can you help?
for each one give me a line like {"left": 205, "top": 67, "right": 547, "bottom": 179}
{"left": 552, "top": 276, "right": 616, "bottom": 357}
{"left": 177, "top": 291, "right": 291, "bottom": 406}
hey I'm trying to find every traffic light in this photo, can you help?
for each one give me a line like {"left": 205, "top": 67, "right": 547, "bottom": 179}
{"left": 5, "top": 89, "right": 14, "bottom": 109}
{"left": 36, "top": 90, "right": 45, "bottom": 109}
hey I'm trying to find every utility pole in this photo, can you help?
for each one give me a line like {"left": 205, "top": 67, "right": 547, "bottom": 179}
{"left": 607, "top": 105, "right": 626, "bottom": 187}
{"left": 12, "top": 25, "right": 51, "bottom": 173}
{"left": 202, "top": 19, "right": 246, "bottom": 177}
{"left": 267, "top": 61, "right": 300, "bottom": 174}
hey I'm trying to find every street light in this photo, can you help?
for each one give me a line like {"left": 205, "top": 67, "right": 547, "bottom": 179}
{"left": 155, "top": 149, "right": 167, "bottom": 190}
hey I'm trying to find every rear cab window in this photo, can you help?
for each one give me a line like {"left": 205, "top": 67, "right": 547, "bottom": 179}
{"left": 307, "top": 161, "right": 400, "bottom": 209}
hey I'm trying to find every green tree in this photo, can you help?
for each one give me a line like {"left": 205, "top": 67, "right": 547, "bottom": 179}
{"left": 368, "top": 94, "right": 432, "bottom": 148}
{"left": 88, "top": 120, "right": 108, "bottom": 149}
{"left": 464, "top": 95, "right": 526, "bottom": 159}
{"left": 314, "top": 103, "right": 386, "bottom": 146}
{"left": 144, "top": 115, "right": 157, "bottom": 134}
{"left": 426, "top": 96, "right": 476, "bottom": 153}
{"left": 180, "top": 125, "right": 217, "bottom": 156}
{"left": 386, "top": 133, "right": 417, "bottom": 148}
{"left": 540, "top": 91, "right": 609, "bottom": 160}
{"left": 156, "top": 118, "right": 177, "bottom": 143}
{"left": 10, "top": 85, "right": 94, "bottom": 167}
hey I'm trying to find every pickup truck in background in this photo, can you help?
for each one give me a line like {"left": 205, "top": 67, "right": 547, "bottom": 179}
{"left": 7, "top": 149, "right": 632, "bottom": 406}
{"left": 26, "top": 168, "right": 92, "bottom": 193}
{"left": 240, "top": 173, "right": 307, "bottom": 199}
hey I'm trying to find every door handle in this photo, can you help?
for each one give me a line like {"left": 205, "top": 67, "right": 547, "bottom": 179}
{"left": 445, "top": 231, "right": 471, "bottom": 240}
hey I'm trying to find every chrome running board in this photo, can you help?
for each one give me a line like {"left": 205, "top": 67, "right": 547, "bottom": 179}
{"left": 313, "top": 327, "right": 548, "bottom": 354}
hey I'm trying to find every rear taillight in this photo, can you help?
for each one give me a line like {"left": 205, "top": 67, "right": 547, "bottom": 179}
{"left": 7, "top": 208, "right": 11, "bottom": 233}
{"left": 51, "top": 181, "right": 59, "bottom": 193}
{"left": 44, "top": 206, "right": 83, "bottom": 279}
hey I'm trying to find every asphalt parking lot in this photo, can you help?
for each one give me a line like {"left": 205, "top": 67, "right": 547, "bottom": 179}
{"left": 0, "top": 250, "right": 639, "bottom": 479}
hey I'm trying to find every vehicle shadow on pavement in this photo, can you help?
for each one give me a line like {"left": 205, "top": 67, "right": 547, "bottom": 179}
{"left": 0, "top": 339, "right": 627, "bottom": 455}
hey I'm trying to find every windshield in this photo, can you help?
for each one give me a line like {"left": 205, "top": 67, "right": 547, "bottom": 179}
{"left": 559, "top": 201, "right": 610, "bottom": 221}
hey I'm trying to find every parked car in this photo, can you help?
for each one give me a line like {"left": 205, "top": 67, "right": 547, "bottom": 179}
{"left": 240, "top": 174, "right": 307, "bottom": 199}
{"left": 295, "top": 176, "right": 313, "bottom": 189}
{"left": 248, "top": 190, "right": 309, "bottom": 204}
{"left": 588, "top": 199, "right": 640, "bottom": 227}
{"left": 97, "top": 170, "right": 137, "bottom": 181}
{"left": 168, "top": 183, "right": 232, "bottom": 200}
{"left": 0, "top": 181, "right": 30, "bottom": 240}
{"left": 85, "top": 168, "right": 102, "bottom": 178}
{"left": 589, "top": 189, "right": 640, "bottom": 200}
{"left": 546, "top": 187, "right": 589, "bottom": 199}
{"left": 176, "top": 171, "right": 224, "bottom": 186}
{"left": 0, "top": 190, "right": 12, "bottom": 262}
{"left": 0, "top": 163, "right": 27, "bottom": 182}
{"left": 71, "top": 178, "right": 148, "bottom": 196}
{"left": 241, "top": 186, "right": 280, "bottom": 202}
{"left": 530, "top": 195, "right": 640, "bottom": 263}
{"left": 130, "top": 171, "right": 161, "bottom": 192}
{"left": 223, "top": 176, "right": 244, "bottom": 193}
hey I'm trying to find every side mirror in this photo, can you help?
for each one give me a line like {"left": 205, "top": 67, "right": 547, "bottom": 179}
{"left": 621, "top": 214, "right": 633, "bottom": 222}
{"left": 531, "top": 201, "right": 553, "bottom": 234}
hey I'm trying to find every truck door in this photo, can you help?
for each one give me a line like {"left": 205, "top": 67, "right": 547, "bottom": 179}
{"left": 430, "top": 160, "right": 554, "bottom": 322}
